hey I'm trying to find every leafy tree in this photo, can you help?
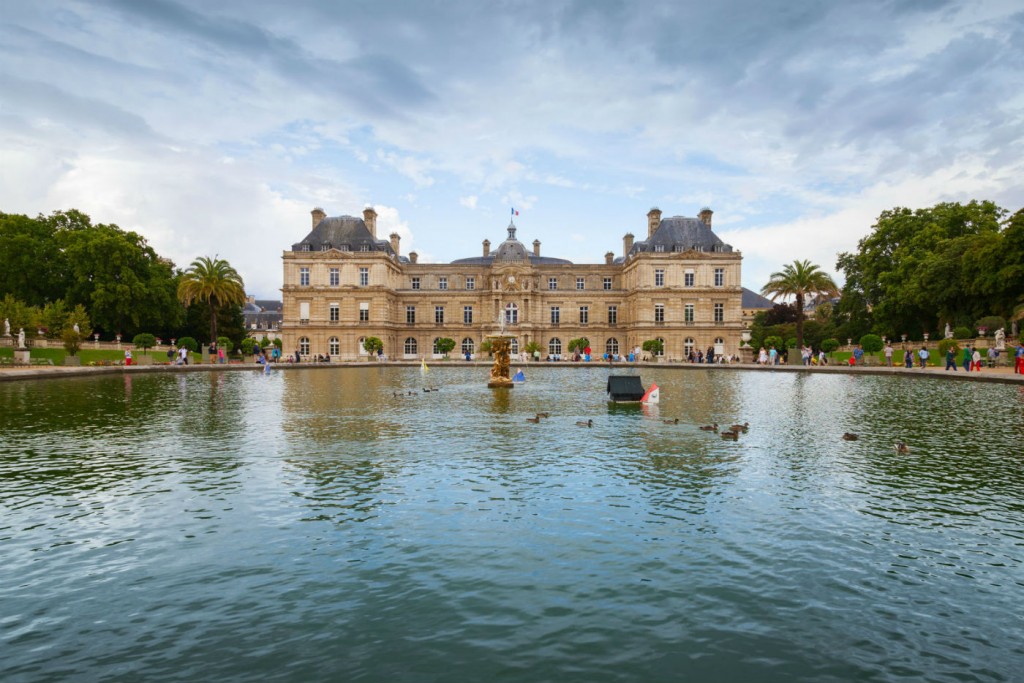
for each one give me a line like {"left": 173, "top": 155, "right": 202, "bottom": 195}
{"left": 953, "top": 326, "right": 972, "bottom": 340}
{"left": 434, "top": 337, "right": 455, "bottom": 357}
{"left": 272, "top": 338, "right": 283, "bottom": 349}
{"left": 0, "top": 295, "right": 39, "bottom": 340}
{"left": 240, "top": 337, "right": 257, "bottom": 355}
{"left": 0, "top": 212, "right": 66, "bottom": 306}
{"left": 260, "top": 336, "right": 271, "bottom": 349}
{"left": 62, "top": 326, "right": 84, "bottom": 357}
{"left": 524, "top": 341, "right": 542, "bottom": 357}
{"left": 860, "top": 334, "right": 883, "bottom": 353}
{"left": 820, "top": 338, "right": 839, "bottom": 356}
{"left": 764, "top": 335, "right": 783, "bottom": 352}
{"left": 568, "top": 337, "right": 591, "bottom": 353}
{"left": 40, "top": 300, "right": 69, "bottom": 339}
{"left": 177, "top": 336, "right": 198, "bottom": 352}
{"left": 183, "top": 298, "right": 245, "bottom": 352}
{"left": 177, "top": 256, "right": 246, "bottom": 344}
{"left": 132, "top": 333, "right": 156, "bottom": 350}
{"left": 763, "top": 303, "right": 798, "bottom": 326}
{"left": 974, "top": 316, "right": 1005, "bottom": 334}
{"left": 217, "top": 336, "right": 233, "bottom": 353}
{"left": 363, "top": 336, "right": 384, "bottom": 355}
{"left": 478, "top": 339, "right": 493, "bottom": 355}
{"left": 642, "top": 339, "right": 663, "bottom": 356}
{"left": 761, "top": 260, "right": 839, "bottom": 350}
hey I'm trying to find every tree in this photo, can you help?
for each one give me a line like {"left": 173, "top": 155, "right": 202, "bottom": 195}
{"left": 761, "top": 259, "right": 839, "bottom": 350}
{"left": 860, "top": 334, "right": 883, "bottom": 353}
{"left": 0, "top": 212, "right": 66, "bottom": 306}
{"left": 363, "top": 336, "right": 384, "bottom": 356}
{"left": 434, "top": 337, "right": 455, "bottom": 358}
{"left": 177, "top": 257, "right": 246, "bottom": 344}
{"left": 568, "top": 337, "right": 590, "bottom": 353}
{"left": 642, "top": 339, "right": 663, "bottom": 356}
{"left": 132, "top": 333, "right": 156, "bottom": 351}
{"left": 524, "top": 341, "right": 542, "bottom": 357}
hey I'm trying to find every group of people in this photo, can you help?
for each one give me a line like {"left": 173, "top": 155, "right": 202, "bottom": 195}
{"left": 758, "top": 345, "right": 828, "bottom": 366}
{"left": 945, "top": 344, "right": 990, "bottom": 372}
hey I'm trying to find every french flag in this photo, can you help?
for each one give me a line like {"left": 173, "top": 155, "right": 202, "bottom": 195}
{"left": 511, "top": 207, "right": 519, "bottom": 216}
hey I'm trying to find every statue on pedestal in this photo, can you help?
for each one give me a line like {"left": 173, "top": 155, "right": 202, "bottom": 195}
{"left": 18, "top": 328, "right": 26, "bottom": 349}
{"left": 3, "top": 318, "right": 9, "bottom": 336}
{"left": 944, "top": 323, "right": 952, "bottom": 339}
{"left": 995, "top": 328, "right": 1005, "bottom": 350}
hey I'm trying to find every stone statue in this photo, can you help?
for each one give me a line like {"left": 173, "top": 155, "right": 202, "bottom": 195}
{"left": 3, "top": 318, "right": 9, "bottom": 336}
{"left": 18, "top": 327, "right": 26, "bottom": 349}
{"left": 944, "top": 323, "right": 952, "bottom": 339}
{"left": 995, "top": 327, "right": 1005, "bottom": 350}
{"left": 73, "top": 322, "right": 80, "bottom": 334}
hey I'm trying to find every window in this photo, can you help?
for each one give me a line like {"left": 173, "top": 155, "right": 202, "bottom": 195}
{"left": 510, "top": 338, "right": 519, "bottom": 354}
{"left": 299, "top": 337, "right": 310, "bottom": 355}
{"left": 404, "top": 337, "right": 417, "bottom": 355}
{"left": 439, "top": 277, "right": 448, "bottom": 290}
{"left": 548, "top": 277, "right": 558, "bottom": 290}
{"left": 359, "top": 302, "right": 369, "bottom": 322}
{"left": 579, "top": 306, "right": 589, "bottom": 324}
{"left": 329, "top": 268, "right": 339, "bottom": 287}
{"left": 550, "top": 306, "right": 560, "bottom": 324}
{"left": 300, "top": 243, "right": 310, "bottom": 252}
{"left": 549, "top": 338, "right": 562, "bottom": 356}
{"left": 655, "top": 337, "right": 665, "bottom": 357}
{"left": 603, "top": 277, "right": 612, "bottom": 290}
{"left": 714, "top": 268, "right": 724, "bottom": 287}
{"left": 576, "top": 277, "right": 585, "bottom": 290}
{"left": 412, "top": 277, "right": 420, "bottom": 290}
{"left": 714, "top": 303, "right": 724, "bottom": 322}
{"left": 359, "top": 267, "right": 369, "bottom": 287}
{"left": 329, "top": 337, "right": 339, "bottom": 355}
{"left": 463, "top": 306, "right": 473, "bottom": 324}
{"left": 606, "top": 338, "right": 619, "bottom": 356}
{"left": 360, "top": 244, "right": 370, "bottom": 252}
{"left": 461, "top": 337, "right": 475, "bottom": 355}
{"left": 655, "top": 269, "right": 665, "bottom": 287}
{"left": 299, "top": 302, "right": 310, "bottom": 322}
{"left": 684, "top": 337, "right": 695, "bottom": 356}
{"left": 406, "top": 306, "right": 416, "bottom": 324}
{"left": 654, "top": 304, "right": 665, "bottom": 323}
{"left": 435, "top": 306, "right": 445, "bottom": 324}
{"left": 329, "top": 303, "right": 339, "bottom": 322}
{"left": 466, "top": 276, "right": 475, "bottom": 290}
{"left": 684, "top": 304, "right": 694, "bottom": 322}
{"left": 299, "top": 267, "right": 309, "bottom": 286}
{"left": 505, "top": 302, "right": 519, "bottom": 325}
{"left": 654, "top": 244, "right": 665, "bottom": 253}
{"left": 684, "top": 270, "right": 695, "bottom": 287}
{"left": 433, "top": 338, "right": 445, "bottom": 354}
{"left": 608, "top": 305, "right": 617, "bottom": 325}
{"left": 358, "top": 337, "right": 368, "bottom": 355}
{"left": 321, "top": 244, "right": 331, "bottom": 251}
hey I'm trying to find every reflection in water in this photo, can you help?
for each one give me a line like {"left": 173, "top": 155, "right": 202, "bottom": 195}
{"left": 2, "top": 368, "right": 1024, "bottom": 683}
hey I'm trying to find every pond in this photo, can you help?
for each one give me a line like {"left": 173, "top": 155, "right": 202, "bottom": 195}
{"left": 2, "top": 367, "right": 1023, "bottom": 682}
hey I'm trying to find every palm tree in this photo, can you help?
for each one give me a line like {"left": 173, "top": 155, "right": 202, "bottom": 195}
{"left": 177, "top": 256, "right": 246, "bottom": 344}
{"left": 761, "top": 259, "right": 840, "bottom": 349}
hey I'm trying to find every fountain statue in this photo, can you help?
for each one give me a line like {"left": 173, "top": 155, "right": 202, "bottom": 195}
{"left": 18, "top": 327, "right": 26, "bottom": 349}
{"left": 995, "top": 327, "right": 1005, "bottom": 350}
{"left": 487, "top": 336, "right": 514, "bottom": 388}
{"left": 944, "top": 323, "right": 953, "bottom": 339}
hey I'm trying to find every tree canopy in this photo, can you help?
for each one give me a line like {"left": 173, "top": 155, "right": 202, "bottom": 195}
{"left": 177, "top": 256, "right": 246, "bottom": 343}
{"left": 761, "top": 259, "right": 839, "bottom": 349}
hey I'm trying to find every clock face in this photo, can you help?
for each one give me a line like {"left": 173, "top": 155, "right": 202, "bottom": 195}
{"left": 507, "top": 275, "right": 516, "bottom": 283}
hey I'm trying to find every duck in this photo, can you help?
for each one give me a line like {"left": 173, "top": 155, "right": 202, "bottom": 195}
{"left": 729, "top": 422, "right": 749, "bottom": 432}
{"left": 525, "top": 416, "right": 541, "bottom": 423}
{"left": 842, "top": 432, "right": 859, "bottom": 441}
{"left": 536, "top": 412, "right": 551, "bottom": 418}
{"left": 406, "top": 391, "right": 417, "bottom": 396}
{"left": 576, "top": 419, "right": 594, "bottom": 427}
{"left": 699, "top": 423, "right": 719, "bottom": 432}
{"left": 894, "top": 441, "right": 911, "bottom": 454}
{"left": 720, "top": 430, "right": 739, "bottom": 440}
{"left": 662, "top": 418, "right": 680, "bottom": 424}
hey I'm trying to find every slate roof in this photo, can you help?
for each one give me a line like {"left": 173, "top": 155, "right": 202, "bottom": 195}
{"left": 627, "top": 216, "right": 733, "bottom": 256}
{"left": 741, "top": 288, "right": 775, "bottom": 309}
{"left": 292, "top": 215, "right": 397, "bottom": 256}
{"left": 450, "top": 223, "right": 572, "bottom": 266}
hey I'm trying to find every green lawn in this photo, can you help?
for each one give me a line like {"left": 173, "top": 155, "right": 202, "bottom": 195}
{"left": 1, "top": 347, "right": 207, "bottom": 365}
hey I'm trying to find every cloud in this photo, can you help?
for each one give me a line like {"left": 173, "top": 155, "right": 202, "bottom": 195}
{"left": 459, "top": 195, "right": 478, "bottom": 209}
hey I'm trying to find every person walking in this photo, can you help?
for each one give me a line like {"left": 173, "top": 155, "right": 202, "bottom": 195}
{"left": 178, "top": 345, "right": 189, "bottom": 365}
{"left": 945, "top": 346, "right": 957, "bottom": 371}
{"left": 884, "top": 342, "right": 894, "bottom": 367}
{"left": 962, "top": 345, "right": 972, "bottom": 372}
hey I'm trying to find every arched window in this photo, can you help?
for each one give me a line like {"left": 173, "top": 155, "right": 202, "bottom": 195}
{"left": 549, "top": 338, "right": 562, "bottom": 356}
{"left": 299, "top": 337, "right": 310, "bottom": 355}
{"left": 605, "top": 338, "right": 619, "bottom": 356}
{"left": 510, "top": 338, "right": 519, "bottom": 354}
{"left": 358, "top": 336, "right": 369, "bottom": 355}
{"left": 714, "top": 337, "right": 725, "bottom": 355}
{"left": 656, "top": 337, "right": 665, "bottom": 357}
{"left": 404, "top": 337, "right": 417, "bottom": 355}
{"left": 505, "top": 302, "right": 519, "bottom": 325}
{"left": 684, "top": 337, "right": 695, "bottom": 357}
{"left": 461, "top": 337, "right": 475, "bottom": 355}
{"left": 329, "top": 337, "right": 340, "bottom": 355}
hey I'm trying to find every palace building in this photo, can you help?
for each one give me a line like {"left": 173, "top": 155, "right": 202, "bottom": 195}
{"left": 281, "top": 206, "right": 745, "bottom": 361}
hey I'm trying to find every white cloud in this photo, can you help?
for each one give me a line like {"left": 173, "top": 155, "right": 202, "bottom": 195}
{"left": 459, "top": 195, "right": 478, "bottom": 209}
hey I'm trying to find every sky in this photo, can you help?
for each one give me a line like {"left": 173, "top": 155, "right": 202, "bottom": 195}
{"left": 1, "top": 0, "right": 1022, "bottom": 299}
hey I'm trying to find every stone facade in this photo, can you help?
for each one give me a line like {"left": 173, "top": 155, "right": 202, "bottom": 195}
{"left": 281, "top": 207, "right": 744, "bottom": 361}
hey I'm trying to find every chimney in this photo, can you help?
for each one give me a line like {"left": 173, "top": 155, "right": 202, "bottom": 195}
{"left": 533, "top": 240, "right": 541, "bottom": 257}
{"left": 699, "top": 207, "right": 713, "bottom": 227}
{"left": 409, "top": 251, "right": 418, "bottom": 264}
{"left": 389, "top": 232, "right": 400, "bottom": 256}
{"left": 363, "top": 206, "right": 378, "bottom": 239}
{"left": 623, "top": 232, "right": 634, "bottom": 257}
{"left": 647, "top": 207, "right": 662, "bottom": 239}
{"left": 311, "top": 207, "right": 326, "bottom": 229}
{"left": 605, "top": 251, "right": 614, "bottom": 265}
{"left": 483, "top": 239, "right": 491, "bottom": 257}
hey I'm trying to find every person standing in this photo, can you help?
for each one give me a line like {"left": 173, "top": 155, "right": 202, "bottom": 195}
{"left": 217, "top": 345, "right": 225, "bottom": 364}
{"left": 179, "top": 345, "right": 189, "bottom": 365}
{"left": 918, "top": 345, "right": 929, "bottom": 368}
{"left": 1016, "top": 342, "right": 1024, "bottom": 374}
{"left": 852, "top": 344, "right": 864, "bottom": 366}
{"left": 904, "top": 348, "right": 913, "bottom": 368}
{"left": 962, "top": 345, "right": 972, "bottom": 372}
{"left": 972, "top": 347, "right": 982, "bottom": 371}
{"left": 945, "top": 346, "right": 957, "bottom": 371}
{"left": 124, "top": 348, "right": 132, "bottom": 366}
{"left": 884, "top": 342, "right": 894, "bottom": 367}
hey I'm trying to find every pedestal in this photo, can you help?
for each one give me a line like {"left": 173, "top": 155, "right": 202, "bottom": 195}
{"left": 14, "top": 348, "right": 30, "bottom": 365}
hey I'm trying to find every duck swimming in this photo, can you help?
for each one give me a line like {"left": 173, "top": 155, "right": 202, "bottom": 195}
{"left": 662, "top": 418, "right": 680, "bottom": 424}
{"left": 720, "top": 430, "right": 739, "bottom": 440}
{"left": 525, "top": 416, "right": 541, "bottom": 423}
{"left": 536, "top": 412, "right": 551, "bottom": 418}
{"left": 842, "top": 433, "right": 859, "bottom": 441}
{"left": 894, "top": 441, "right": 910, "bottom": 453}
{"left": 576, "top": 419, "right": 594, "bottom": 427}
{"left": 729, "top": 422, "right": 749, "bottom": 432}
{"left": 699, "top": 423, "right": 719, "bottom": 432}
